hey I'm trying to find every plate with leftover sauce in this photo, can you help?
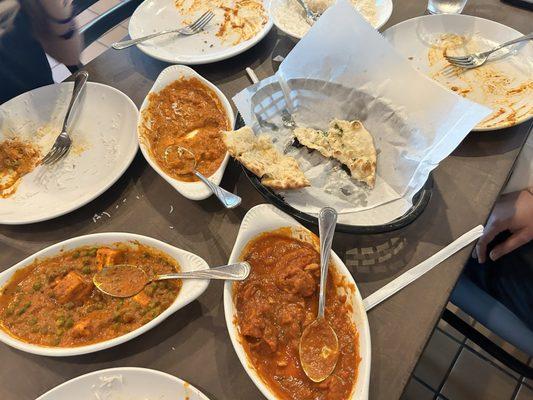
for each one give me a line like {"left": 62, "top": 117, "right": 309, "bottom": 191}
{"left": 36, "top": 367, "right": 211, "bottom": 400}
{"left": 224, "top": 204, "right": 371, "bottom": 400}
{"left": 128, "top": 0, "right": 273, "bottom": 64}
{"left": 0, "top": 232, "right": 209, "bottom": 356}
{"left": 138, "top": 65, "right": 235, "bottom": 201}
{"left": 384, "top": 14, "right": 533, "bottom": 131}
{"left": 271, "top": 0, "right": 392, "bottom": 41}
{"left": 0, "top": 82, "right": 139, "bottom": 225}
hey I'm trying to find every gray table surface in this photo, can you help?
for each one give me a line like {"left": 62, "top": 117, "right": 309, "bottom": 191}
{"left": 1, "top": 0, "right": 531, "bottom": 399}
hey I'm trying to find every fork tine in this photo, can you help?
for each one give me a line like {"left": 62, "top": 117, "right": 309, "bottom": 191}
{"left": 53, "top": 146, "right": 70, "bottom": 164}
{"left": 46, "top": 148, "right": 66, "bottom": 165}
{"left": 448, "top": 59, "right": 475, "bottom": 67}
{"left": 445, "top": 55, "right": 472, "bottom": 62}
{"left": 41, "top": 147, "right": 59, "bottom": 165}
{"left": 189, "top": 11, "right": 211, "bottom": 30}
{"left": 190, "top": 11, "right": 214, "bottom": 31}
{"left": 196, "top": 12, "right": 214, "bottom": 31}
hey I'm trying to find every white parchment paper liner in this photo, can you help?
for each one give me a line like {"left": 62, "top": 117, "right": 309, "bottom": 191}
{"left": 233, "top": 0, "right": 491, "bottom": 226}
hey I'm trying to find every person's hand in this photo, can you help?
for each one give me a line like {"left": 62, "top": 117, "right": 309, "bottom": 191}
{"left": 474, "top": 189, "right": 533, "bottom": 263}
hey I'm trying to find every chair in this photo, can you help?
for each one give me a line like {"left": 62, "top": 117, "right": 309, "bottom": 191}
{"left": 444, "top": 274, "right": 533, "bottom": 378}
{"left": 69, "top": 0, "right": 142, "bottom": 71}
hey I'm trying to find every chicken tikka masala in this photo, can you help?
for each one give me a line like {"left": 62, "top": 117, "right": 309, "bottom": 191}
{"left": 234, "top": 230, "right": 360, "bottom": 400}
{"left": 140, "top": 77, "right": 229, "bottom": 182}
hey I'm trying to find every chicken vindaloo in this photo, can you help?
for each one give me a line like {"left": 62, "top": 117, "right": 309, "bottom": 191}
{"left": 140, "top": 77, "right": 229, "bottom": 182}
{"left": 0, "top": 244, "right": 181, "bottom": 347}
{"left": 234, "top": 231, "right": 360, "bottom": 400}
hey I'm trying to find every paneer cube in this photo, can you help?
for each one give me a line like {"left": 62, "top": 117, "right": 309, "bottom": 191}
{"left": 53, "top": 271, "right": 92, "bottom": 304}
{"left": 95, "top": 248, "right": 122, "bottom": 271}
{"left": 132, "top": 291, "right": 151, "bottom": 307}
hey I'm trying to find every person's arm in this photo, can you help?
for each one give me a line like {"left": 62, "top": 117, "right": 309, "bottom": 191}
{"left": 24, "top": 0, "right": 82, "bottom": 66}
{"left": 474, "top": 189, "right": 533, "bottom": 263}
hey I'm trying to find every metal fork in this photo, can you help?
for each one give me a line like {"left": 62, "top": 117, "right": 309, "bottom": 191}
{"left": 445, "top": 33, "right": 533, "bottom": 69}
{"left": 112, "top": 11, "right": 214, "bottom": 50}
{"left": 41, "top": 71, "right": 88, "bottom": 166}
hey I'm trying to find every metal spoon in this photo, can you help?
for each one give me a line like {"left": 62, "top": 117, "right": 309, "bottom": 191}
{"left": 294, "top": 0, "right": 320, "bottom": 25}
{"left": 164, "top": 145, "right": 241, "bottom": 209}
{"left": 299, "top": 207, "right": 340, "bottom": 382}
{"left": 93, "top": 262, "right": 251, "bottom": 298}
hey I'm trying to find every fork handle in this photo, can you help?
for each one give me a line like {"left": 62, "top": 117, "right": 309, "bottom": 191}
{"left": 485, "top": 32, "right": 533, "bottom": 55}
{"left": 62, "top": 71, "right": 88, "bottom": 133}
{"left": 112, "top": 30, "right": 176, "bottom": 49}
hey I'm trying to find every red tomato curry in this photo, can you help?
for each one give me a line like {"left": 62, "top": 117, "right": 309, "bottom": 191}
{"left": 0, "top": 244, "right": 181, "bottom": 347}
{"left": 234, "top": 230, "right": 360, "bottom": 400}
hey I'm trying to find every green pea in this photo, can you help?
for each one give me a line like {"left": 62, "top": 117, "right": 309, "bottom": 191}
{"left": 72, "top": 251, "right": 80, "bottom": 259}
{"left": 32, "top": 281, "right": 42, "bottom": 291}
{"left": 64, "top": 317, "right": 74, "bottom": 328}
{"left": 81, "top": 265, "right": 91, "bottom": 274}
{"left": 56, "top": 316, "right": 65, "bottom": 327}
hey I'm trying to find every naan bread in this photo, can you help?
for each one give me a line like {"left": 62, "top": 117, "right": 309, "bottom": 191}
{"left": 294, "top": 119, "right": 377, "bottom": 188}
{"left": 223, "top": 126, "right": 310, "bottom": 190}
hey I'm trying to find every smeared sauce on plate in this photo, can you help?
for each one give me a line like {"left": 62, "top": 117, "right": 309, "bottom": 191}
{"left": 174, "top": 0, "right": 267, "bottom": 45}
{"left": 428, "top": 34, "right": 533, "bottom": 130}
{"left": 140, "top": 77, "right": 229, "bottom": 182}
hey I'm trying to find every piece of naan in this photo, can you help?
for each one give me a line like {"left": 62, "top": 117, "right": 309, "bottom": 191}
{"left": 223, "top": 126, "right": 310, "bottom": 190}
{"left": 294, "top": 119, "right": 377, "bottom": 188}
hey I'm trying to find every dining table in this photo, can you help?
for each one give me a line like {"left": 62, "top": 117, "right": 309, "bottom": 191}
{"left": 0, "top": 0, "right": 531, "bottom": 398}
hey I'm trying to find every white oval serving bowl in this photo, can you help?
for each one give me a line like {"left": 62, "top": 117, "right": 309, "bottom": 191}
{"left": 138, "top": 65, "right": 235, "bottom": 201}
{"left": 0, "top": 232, "right": 209, "bottom": 357}
{"left": 36, "top": 367, "right": 211, "bottom": 400}
{"left": 223, "top": 204, "right": 371, "bottom": 400}
{"left": 270, "top": 0, "right": 393, "bottom": 41}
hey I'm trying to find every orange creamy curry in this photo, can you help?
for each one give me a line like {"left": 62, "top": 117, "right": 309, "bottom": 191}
{"left": 140, "top": 78, "right": 229, "bottom": 182}
{"left": 0, "top": 138, "right": 40, "bottom": 198}
{"left": 234, "top": 230, "right": 360, "bottom": 400}
{"left": 0, "top": 244, "right": 181, "bottom": 347}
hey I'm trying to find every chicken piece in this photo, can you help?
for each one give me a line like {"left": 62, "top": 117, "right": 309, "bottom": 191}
{"left": 132, "top": 291, "right": 151, "bottom": 307}
{"left": 53, "top": 271, "right": 92, "bottom": 304}
{"left": 95, "top": 248, "right": 122, "bottom": 271}
{"left": 276, "top": 265, "right": 316, "bottom": 297}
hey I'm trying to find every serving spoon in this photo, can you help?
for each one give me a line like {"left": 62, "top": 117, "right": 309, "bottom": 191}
{"left": 93, "top": 262, "right": 251, "bottom": 298}
{"left": 299, "top": 207, "right": 340, "bottom": 383}
{"left": 164, "top": 145, "right": 241, "bottom": 209}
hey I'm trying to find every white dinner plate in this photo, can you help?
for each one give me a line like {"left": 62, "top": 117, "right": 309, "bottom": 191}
{"left": 138, "top": 65, "right": 235, "bottom": 201}
{"left": 384, "top": 14, "right": 533, "bottom": 131}
{"left": 36, "top": 367, "right": 211, "bottom": 399}
{"left": 271, "top": 0, "right": 392, "bottom": 41}
{"left": 0, "top": 82, "right": 139, "bottom": 225}
{"left": 0, "top": 233, "right": 209, "bottom": 356}
{"left": 224, "top": 204, "right": 371, "bottom": 400}
{"left": 128, "top": 0, "right": 273, "bottom": 64}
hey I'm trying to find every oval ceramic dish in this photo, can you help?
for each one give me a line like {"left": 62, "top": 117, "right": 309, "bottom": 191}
{"left": 36, "top": 367, "right": 211, "bottom": 400}
{"left": 223, "top": 204, "right": 371, "bottom": 400}
{"left": 0, "top": 233, "right": 209, "bottom": 357}
{"left": 138, "top": 65, "right": 235, "bottom": 201}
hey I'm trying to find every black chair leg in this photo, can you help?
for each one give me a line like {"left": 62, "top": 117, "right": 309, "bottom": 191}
{"left": 442, "top": 309, "right": 533, "bottom": 379}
